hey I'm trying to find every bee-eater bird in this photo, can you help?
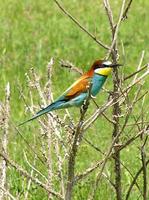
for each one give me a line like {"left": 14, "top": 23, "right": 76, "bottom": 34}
{"left": 19, "top": 60, "right": 121, "bottom": 126}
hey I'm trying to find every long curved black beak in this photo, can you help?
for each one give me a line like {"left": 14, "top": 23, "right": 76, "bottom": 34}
{"left": 110, "top": 63, "right": 122, "bottom": 68}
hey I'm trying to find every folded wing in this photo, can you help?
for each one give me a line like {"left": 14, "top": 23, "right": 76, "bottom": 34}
{"left": 65, "top": 76, "right": 91, "bottom": 100}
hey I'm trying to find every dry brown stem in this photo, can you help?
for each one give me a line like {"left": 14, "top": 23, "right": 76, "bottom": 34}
{"left": 60, "top": 59, "right": 83, "bottom": 75}
{"left": 0, "top": 83, "right": 10, "bottom": 200}
{"left": 65, "top": 84, "right": 92, "bottom": 200}
{"left": 0, "top": 152, "right": 63, "bottom": 200}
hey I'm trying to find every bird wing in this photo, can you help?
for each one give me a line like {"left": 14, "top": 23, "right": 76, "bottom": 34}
{"left": 63, "top": 75, "right": 91, "bottom": 100}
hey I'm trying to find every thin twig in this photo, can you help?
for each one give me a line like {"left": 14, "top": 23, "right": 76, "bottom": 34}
{"left": 141, "top": 136, "right": 148, "bottom": 200}
{"left": 24, "top": 151, "right": 47, "bottom": 181}
{"left": 12, "top": 121, "right": 46, "bottom": 164}
{"left": 106, "top": 0, "right": 126, "bottom": 58}
{"left": 0, "top": 186, "right": 16, "bottom": 200}
{"left": 24, "top": 152, "right": 36, "bottom": 200}
{"left": 54, "top": 0, "right": 109, "bottom": 49}
{"left": 122, "top": 0, "right": 133, "bottom": 21}
{"left": 83, "top": 136, "right": 142, "bottom": 196}
{"left": 0, "top": 152, "right": 63, "bottom": 200}
{"left": 75, "top": 126, "right": 148, "bottom": 184}
{"left": 124, "top": 65, "right": 148, "bottom": 81}
{"left": 60, "top": 59, "right": 83, "bottom": 75}
{"left": 103, "top": 0, "right": 115, "bottom": 32}
{"left": 125, "top": 159, "right": 149, "bottom": 200}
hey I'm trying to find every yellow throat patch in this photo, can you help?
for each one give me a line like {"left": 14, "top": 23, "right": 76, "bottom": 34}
{"left": 95, "top": 67, "right": 112, "bottom": 76}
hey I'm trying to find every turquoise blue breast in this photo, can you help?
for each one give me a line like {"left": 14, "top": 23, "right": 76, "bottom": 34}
{"left": 91, "top": 74, "right": 107, "bottom": 96}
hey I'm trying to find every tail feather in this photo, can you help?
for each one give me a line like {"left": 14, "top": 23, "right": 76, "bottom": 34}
{"left": 19, "top": 101, "right": 59, "bottom": 126}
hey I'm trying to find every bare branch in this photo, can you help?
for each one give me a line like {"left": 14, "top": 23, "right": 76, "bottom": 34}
{"left": 106, "top": 0, "right": 126, "bottom": 58}
{"left": 53, "top": 0, "right": 109, "bottom": 50}
{"left": 83, "top": 135, "right": 142, "bottom": 196}
{"left": 103, "top": 0, "right": 114, "bottom": 32}
{"left": 60, "top": 59, "right": 83, "bottom": 75}
{"left": 24, "top": 152, "right": 37, "bottom": 200}
{"left": 75, "top": 127, "right": 148, "bottom": 187}
{"left": 0, "top": 83, "right": 10, "bottom": 200}
{"left": 12, "top": 122, "right": 45, "bottom": 165}
{"left": 125, "top": 159, "right": 149, "bottom": 200}
{"left": 124, "top": 64, "right": 148, "bottom": 81}
{"left": 24, "top": 151, "right": 47, "bottom": 181}
{"left": 141, "top": 136, "right": 148, "bottom": 200}
{"left": 0, "top": 186, "right": 16, "bottom": 200}
{"left": 122, "top": 0, "right": 133, "bottom": 21}
{"left": 0, "top": 152, "right": 63, "bottom": 200}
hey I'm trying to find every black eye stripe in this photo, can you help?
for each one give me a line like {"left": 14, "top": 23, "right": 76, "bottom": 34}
{"left": 96, "top": 64, "right": 109, "bottom": 68}
{"left": 102, "top": 64, "right": 109, "bottom": 68}
{"left": 93, "top": 62, "right": 110, "bottom": 70}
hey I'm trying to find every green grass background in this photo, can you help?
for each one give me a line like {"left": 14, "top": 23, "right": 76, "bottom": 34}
{"left": 0, "top": 0, "right": 149, "bottom": 199}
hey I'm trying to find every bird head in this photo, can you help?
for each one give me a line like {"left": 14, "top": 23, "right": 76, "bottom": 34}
{"left": 91, "top": 60, "right": 121, "bottom": 76}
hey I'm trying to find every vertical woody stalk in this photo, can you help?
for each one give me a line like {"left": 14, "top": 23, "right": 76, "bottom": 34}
{"left": 0, "top": 83, "right": 10, "bottom": 200}
{"left": 65, "top": 85, "right": 92, "bottom": 200}
{"left": 105, "top": 0, "right": 126, "bottom": 199}
{"left": 111, "top": 22, "right": 121, "bottom": 200}
{"left": 112, "top": 59, "right": 122, "bottom": 200}
{"left": 31, "top": 61, "right": 54, "bottom": 200}
{"left": 110, "top": 1, "right": 125, "bottom": 199}
{"left": 47, "top": 58, "right": 65, "bottom": 198}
